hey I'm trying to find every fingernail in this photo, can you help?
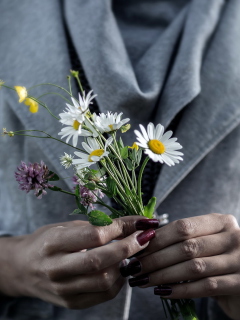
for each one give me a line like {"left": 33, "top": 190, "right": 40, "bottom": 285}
{"left": 137, "top": 229, "right": 155, "bottom": 246}
{"left": 120, "top": 259, "right": 141, "bottom": 277}
{"left": 129, "top": 274, "right": 149, "bottom": 287}
{"left": 154, "top": 286, "right": 172, "bottom": 296}
{"left": 136, "top": 219, "right": 160, "bottom": 230}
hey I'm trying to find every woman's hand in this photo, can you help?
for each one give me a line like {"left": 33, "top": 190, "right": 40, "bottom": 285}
{"left": 0, "top": 217, "right": 156, "bottom": 309}
{"left": 121, "top": 213, "right": 240, "bottom": 320}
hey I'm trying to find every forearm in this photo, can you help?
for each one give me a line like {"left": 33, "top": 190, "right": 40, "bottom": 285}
{"left": 0, "top": 236, "right": 26, "bottom": 297}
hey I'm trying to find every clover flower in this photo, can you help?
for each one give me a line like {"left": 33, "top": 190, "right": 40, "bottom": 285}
{"left": 15, "top": 161, "right": 53, "bottom": 199}
{"left": 134, "top": 123, "right": 183, "bottom": 166}
{"left": 79, "top": 186, "right": 104, "bottom": 209}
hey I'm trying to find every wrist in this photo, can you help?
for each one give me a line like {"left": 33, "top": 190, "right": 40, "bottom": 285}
{"left": 0, "top": 235, "right": 28, "bottom": 297}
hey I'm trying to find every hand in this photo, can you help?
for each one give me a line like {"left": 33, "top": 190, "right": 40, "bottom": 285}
{"left": 121, "top": 213, "right": 240, "bottom": 320}
{"left": 0, "top": 217, "right": 156, "bottom": 309}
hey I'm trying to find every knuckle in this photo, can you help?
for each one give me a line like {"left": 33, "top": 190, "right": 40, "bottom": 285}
{"left": 189, "top": 258, "right": 206, "bottom": 275}
{"left": 52, "top": 283, "right": 68, "bottom": 296}
{"left": 97, "top": 272, "right": 113, "bottom": 291}
{"left": 230, "top": 230, "right": 240, "bottom": 247}
{"left": 175, "top": 219, "right": 194, "bottom": 239}
{"left": 204, "top": 278, "right": 218, "bottom": 296}
{"left": 120, "top": 242, "right": 132, "bottom": 259}
{"left": 89, "top": 228, "right": 105, "bottom": 247}
{"left": 224, "top": 214, "right": 239, "bottom": 229}
{"left": 85, "top": 253, "right": 102, "bottom": 273}
{"left": 181, "top": 239, "right": 201, "bottom": 259}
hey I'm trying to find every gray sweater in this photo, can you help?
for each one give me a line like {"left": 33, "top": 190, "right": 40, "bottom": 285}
{"left": 1, "top": 0, "right": 240, "bottom": 319}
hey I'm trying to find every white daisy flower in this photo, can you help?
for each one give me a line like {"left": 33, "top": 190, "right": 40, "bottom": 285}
{"left": 58, "top": 114, "right": 92, "bottom": 147}
{"left": 60, "top": 153, "right": 74, "bottom": 169}
{"left": 92, "top": 112, "right": 130, "bottom": 133}
{"left": 71, "top": 90, "right": 97, "bottom": 115}
{"left": 134, "top": 123, "right": 183, "bottom": 166}
{"left": 72, "top": 137, "right": 113, "bottom": 169}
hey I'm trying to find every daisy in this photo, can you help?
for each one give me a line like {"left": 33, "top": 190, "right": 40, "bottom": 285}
{"left": 58, "top": 113, "right": 92, "bottom": 147}
{"left": 134, "top": 123, "right": 183, "bottom": 166}
{"left": 72, "top": 137, "right": 113, "bottom": 169}
{"left": 60, "top": 152, "right": 74, "bottom": 169}
{"left": 69, "top": 90, "right": 97, "bottom": 116}
{"left": 92, "top": 112, "right": 130, "bottom": 133}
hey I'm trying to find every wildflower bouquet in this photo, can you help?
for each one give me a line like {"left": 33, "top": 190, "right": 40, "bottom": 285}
{"left": 1, "top": 73, "right": 198, "bottom": 320}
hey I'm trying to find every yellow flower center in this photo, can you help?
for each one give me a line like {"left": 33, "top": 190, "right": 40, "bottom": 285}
{"left": 88, "top": 149, "right": 105, "bottom": 162}
{"left": 108, "top": 124, "right": 114, "bottom": 131}
{"left": 148, "top": 139, "right": 165, "bottom": 154}
{"left": 72, "top": 120, "right": 81, "bottom": 130}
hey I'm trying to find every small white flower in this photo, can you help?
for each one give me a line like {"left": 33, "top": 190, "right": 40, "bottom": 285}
{"left": 74, "top": 90, "right": 97, "bottom": 115}
{"left": 92, "top": 112, "right": 130, "bottom": 133}
{"left": 73, "top": 137, "right": 113, "bottom": 169}
{"left": 134, "top": 123, "right": 183, "bottom": 166}
{"left": 60, "top": 153, "right": 74, "bottom": 169}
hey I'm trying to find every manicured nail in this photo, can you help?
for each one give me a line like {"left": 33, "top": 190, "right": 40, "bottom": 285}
{"left": 120, "top": 259, "right": 141, "bottom": 277}
{"left": 137, "top": 229, "right": 155, "bottom": 246}
{"left": 154, "top": 286, "right": 172, "bottom": 296}
{"left": 136, "top": 219, "right": 160, "bottom": 230}
{"left": 129, "top": 274, "right": 149, "bottom": 287}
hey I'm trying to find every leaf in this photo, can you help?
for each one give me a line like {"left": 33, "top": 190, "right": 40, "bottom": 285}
{"left": 136, "top": 149, "right": 143, "bottom": 165}
{"left": 49, "top": 186, "right": 62, "bottom": 192}
{"left": 143, "top": 197, "right": 156, "bottom": 218}
{"left": 85, "top": 182, "right": 96, "bottom": 190}
{"left": 121, "top": 123, "right": 131, "bottom": 133}
{"left": 124, "top": 158, "right": 133, "bottom": 171}
{"left": 48, "top": 171, "right": 60, "bottom": 181}
{"left": 69, "top": 208, "right": 81, "bottom": 215}
{"left": 120, "top": 146, "right": 128, "bottom": 159}
{"left": 106, "top": 177, "right": 117, "bottom": 196}
{"left": 88, "top": 210, "right": 113, "bottom": 226}
{"left": 118, "top": 137, "right": 124, "bottom": 149}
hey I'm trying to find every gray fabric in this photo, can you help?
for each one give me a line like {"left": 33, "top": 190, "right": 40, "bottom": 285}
{"left": 0, "top": 0, "right": 240, "bottom": 319}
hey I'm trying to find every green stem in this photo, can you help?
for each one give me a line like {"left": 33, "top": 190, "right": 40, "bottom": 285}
{"left": 74, "top": 74, "right": 84, "bottom": 95}
{"left": 27, "top": 83, "right": 72, "bottom": 97}
{"left": 68, "top": 77, "right": 73, "bottom": 96}
{"left": 58, "top": 190, "right": 75, "bottom": 196}
{"left": 36, "top": 92, "right": 72, "bottom": 104}
{"left": 137, "top": 156, "right": 150, "bottom": 208}
{"left": 28, "top": 95, "right": 60, "bottom": 120}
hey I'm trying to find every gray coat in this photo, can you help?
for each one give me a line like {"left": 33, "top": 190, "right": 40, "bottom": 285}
{"left": 0, "top": 0, "right": 240, "bottom": 319}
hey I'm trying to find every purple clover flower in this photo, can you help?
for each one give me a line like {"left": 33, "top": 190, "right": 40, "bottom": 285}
{"left": 15, "top": 161, "right": 53, "bottom": 199}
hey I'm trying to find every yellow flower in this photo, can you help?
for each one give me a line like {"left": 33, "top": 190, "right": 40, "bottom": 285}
{"left": 0, "top": 80, "right": 4, "bottom": 89}
{"left": 24, "top": 98, "right": 39, "bottom": 113}
{"left": 14, "top": 86, "right": 27, "bottom": 103}
{"left": 128, "top": 142, "right": 139, "bottom": 150}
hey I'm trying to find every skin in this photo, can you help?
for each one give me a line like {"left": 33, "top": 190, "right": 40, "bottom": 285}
{"left": 0, "top": 216, "right": 149, "bottom": 309}
{"left": 132, "top": 213, "right": 240, "bottom": 320}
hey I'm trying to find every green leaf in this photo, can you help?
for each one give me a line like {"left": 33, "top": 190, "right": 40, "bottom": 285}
{"left": 120, "top": 146, "right": 128, "bottom": 159}
{"left": 85, "top": 182, "right": 96, "bottom": 190}
{"left": 88, "top": 210, "right": 113, "bottom": 226}
{"left": 124, "top": 158, "right": 133, "bottom": 171}
{"left": 69, "top": 208, "right": 81, "bottom": 215}
{"left": 143, "top": 197, "right": 156, "bottom": 218}
{"left": 49, "top": 186, "right": 62, "bottom": 192}
{"left": 48, "top": 171, "right": 60, "bottom": 181}
{"left": 121, "top": 123, "right": 131, "bottom": 133}
{"left": 118, "top": 137, "right": 124, "bottom": 149}
{"left": 136, "top": 149, "right": 143, "bottom": 165}
{"left": 106, "top": 177, "right": 117, "bottom": 196}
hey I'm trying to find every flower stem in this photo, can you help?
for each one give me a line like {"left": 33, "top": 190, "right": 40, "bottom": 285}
{"left": 137, "top": 156, "right": 149, "bottom": 208}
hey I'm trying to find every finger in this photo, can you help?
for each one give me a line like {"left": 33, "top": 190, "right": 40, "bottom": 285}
{"left": 44, "top": 216, "right": 149, "bottom": 253}
{"left": 62, "top": 276, "right": 126, "bottom": 309}
{"left": 130, "top": 254, "right": 238, "bottom": 288}
{"left": 41, "top": 274, "right": 125, "bottom": 309}
{"left": 50, "top": 264, "right": 122, "bottom": 294}
{"left": 144, "top": 213, "right": 239, "bottom": 254}
{"left": 34, "top": 220, "right": 89, "bottom": 235}
{"left": 153, "top": 274, "right": 240, "bottom": 299}
{"left": 52, "top": 229, "right": 155, "bottom": 278}
{"left": 132, "top": 232, "right": 231, "bottom": 276}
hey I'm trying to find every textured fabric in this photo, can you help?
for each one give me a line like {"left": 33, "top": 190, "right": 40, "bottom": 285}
{"left": 1, "top": 0, "right": 240, "bottom": 319}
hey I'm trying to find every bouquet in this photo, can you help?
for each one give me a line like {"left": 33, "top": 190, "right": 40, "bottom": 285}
{"left": 0, "top": 73, "right": 198, "bottom": 320}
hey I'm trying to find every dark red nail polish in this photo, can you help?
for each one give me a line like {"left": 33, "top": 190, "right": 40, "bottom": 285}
{"left": 154, "top": 286, "right": 172, "bottom": 296}
{"left": 129, "top": 274, "right": 149, "bottom": 287}
{"left": 120, "top": 259, "right": 141, "bottom": 277}
{"left": 136, "top": 219, "right": 160, "bottom": 230}
{"left": 137, "top": 229, "right": 155, "bottom": 246}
